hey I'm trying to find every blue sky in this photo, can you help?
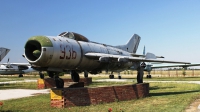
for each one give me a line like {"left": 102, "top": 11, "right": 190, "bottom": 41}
{"left": 0, "top": 0, "right": 200, "bottom": 64}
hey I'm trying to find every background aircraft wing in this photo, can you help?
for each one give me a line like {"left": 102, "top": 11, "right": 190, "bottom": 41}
{"left": 0, "top": 63, "right": 30, "bottom": 70}
{"left": 85, "top": 53, "right": 190, "bottom": 64}
{"left": 151, "top": 64, "right": 200, "bottom": 69}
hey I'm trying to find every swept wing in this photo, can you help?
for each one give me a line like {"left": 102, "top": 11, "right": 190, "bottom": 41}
{"left": 85, "top": 53, "right": 190, "bottom": 64}
{"left": 151, "top": 64, "right": 200, "bottom": 69}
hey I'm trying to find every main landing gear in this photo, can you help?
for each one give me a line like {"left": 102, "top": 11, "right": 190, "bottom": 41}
{"left": 118, "top": 72, "right": 121, "bottom": 79}
{"left": 70, "top": 70, "right": 80, "bottom": 82}
{"left": 137, "top": 62, "right": 146, "bottom": 83}
{"left": 54, "top": 75, "right": 64, "bottom": 88}
{"left": 47, "top": 71, "right": 64, "bottom": 88}
{"left": 109, "top": 72, "right": 114, "bottom": 79}
{"left": 18, "top": 74, "right": 23, "bottom": 77}
{"left": 146, "top": 74, "right": 152, "bottom": 78}
{"left": 146, "top": 69, "right": 152, "bottom": 78}
{"left": 39, "top": 71, "right": 44, "bottom": 79}
{"left": 109, "top": 72, "right": 122, "bottom": 79}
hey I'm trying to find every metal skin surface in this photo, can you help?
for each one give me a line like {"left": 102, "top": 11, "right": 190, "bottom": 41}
{"left": 24, "top": 35, "right": 136, "bottom": 73}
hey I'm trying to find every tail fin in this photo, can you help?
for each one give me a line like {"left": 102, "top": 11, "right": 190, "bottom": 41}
{"left": 0, "top": 47, "right": 10, "bottom": 62}
{"left": 143, "top": 46, "right": 145, "bottom": 55}
{"left": 115, "top": 34, "right": 141, "bottom": 53}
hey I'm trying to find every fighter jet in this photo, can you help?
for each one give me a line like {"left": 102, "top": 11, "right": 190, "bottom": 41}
{"left": 23, "top": 31, "right": 190, "bottom": 88}
{"left": 141, "top": 46, "right": 200, "bottom": 78}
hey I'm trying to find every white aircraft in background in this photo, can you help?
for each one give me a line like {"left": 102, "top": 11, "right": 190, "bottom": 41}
{"left": 23, "top": 31, "right": 191, "bottom": 88}
{"left": 145, "top": 63, "right": 200, "bottom": 78}
{"left": 0, "top": 47, "right": 40, "bottom": 78}
{"left": 0, "top": 59, "right": 39, "bottom": 77}
{"left": 142, "top": 46, "right": 200, "bottom": 78}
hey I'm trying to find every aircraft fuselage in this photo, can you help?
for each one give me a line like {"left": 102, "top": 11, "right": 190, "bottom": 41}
{"left": 24, "top": 36, "right": 135, "bottom": 73}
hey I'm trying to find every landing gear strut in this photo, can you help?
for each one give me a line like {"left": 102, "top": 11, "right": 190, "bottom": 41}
{"left": 137, "top": 62, "right": 146, "bottom": 83}
{"left": 71, "top": 70, "right": 80, "bottom": 82}
{"left": 47, "top": 71, "right": 64, "bottom": 88}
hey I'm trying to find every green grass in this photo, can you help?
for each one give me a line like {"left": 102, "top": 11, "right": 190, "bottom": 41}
{"left": 144, "top": 76, "right": 200, "bottom": 81}
{"left": 1, "top": 80, "right": 200, "bottom": 112}
{"left": 0, "top": 82, "right": 37, "bottom": 90}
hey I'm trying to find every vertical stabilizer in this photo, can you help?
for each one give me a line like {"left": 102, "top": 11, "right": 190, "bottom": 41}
{"left": 115, "top": 34, "right": 141, "bottom": 53}
{"left": 143, "top": 46, "right": 145, "bottom": 55}
{"left": 0, "top": 47, "right": 10, "bottom": 62}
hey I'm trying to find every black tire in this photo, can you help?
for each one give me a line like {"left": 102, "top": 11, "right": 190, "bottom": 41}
{"left": 112, "top": 75, "right": 114, "bottom": 79}
{"left": 19, "top": 74, "right": 23, "bottom": 77}
{"left": 39, "top": 72, "right": 44, "bottom": 79}
{"left": 149, "top": 75, "right": 152, "bottom": 78}
{"left": 109, "top": 75, "right": 112, "bottom": 79}
{"left": 109, "top": 75, "right": 114, "bottom": 79}
{"left": 71, "top": 71, "right": 80, "bottom": 82}
{"left": 118, "top": 76, "right": 121, "bottom": 79}
{"left": 84, "top": 71, "right": 88, "bottom": 78}
{"left": 55, "top": 78, "right": 64, "bottom": 88}
{"left": 40, "top": 74, "right": 44, "bottom": 79}
{"left": 47, "top": 71, "right": 54, "bottom": 78}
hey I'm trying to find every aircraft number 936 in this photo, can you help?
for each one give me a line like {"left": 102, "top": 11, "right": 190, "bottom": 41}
{"left": 59, "top": 45, "right": 77, "bottom": 59}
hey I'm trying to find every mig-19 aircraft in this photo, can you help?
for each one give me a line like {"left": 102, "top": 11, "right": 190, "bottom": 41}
{"left": 23, "top": 32, "right": 190, "bottom": 88}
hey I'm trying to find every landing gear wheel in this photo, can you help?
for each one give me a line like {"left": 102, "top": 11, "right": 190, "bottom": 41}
{"left": 71, "top": 71, "right": 80, "bottom": 82}
{"left": 84, "top": 71, "right": 88, "bottom": 78}
{"left": 19, "top": 74, "right": 23, "bottom": 77}
{"left": 146, "top": 75, "right": 152, "bottom": 78}
{"left": 149, "top": 75, "right": 151, "bottom": 78}
{"left": 54, "top": 76, "right": 64, "bottom": 88}
{"left": 109, "top": 75, "right": 114, "bottom": 79}
{"left": 47, "top": 71, "right": 54, "bottom": 78}
{"left": 118, "top": 76, "right": 121, "bottom": 79}
{"left": 39, "top": 72, "right": 44, "bottom": 79}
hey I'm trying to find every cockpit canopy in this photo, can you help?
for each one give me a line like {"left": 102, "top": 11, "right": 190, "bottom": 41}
{"left": 58, "top": 32, "right": 89, "bottom": 42}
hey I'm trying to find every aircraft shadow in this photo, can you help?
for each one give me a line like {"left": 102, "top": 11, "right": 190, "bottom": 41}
{"left": 149, "top": 90, "right": 200, "bottom": 97}
{"left": 150, "top": 86, "right": 176, "bottom": 90}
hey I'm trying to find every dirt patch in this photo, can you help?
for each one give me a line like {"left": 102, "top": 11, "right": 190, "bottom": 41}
{"left": 185, "top": 97, "right": 200, "bottom": 112}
